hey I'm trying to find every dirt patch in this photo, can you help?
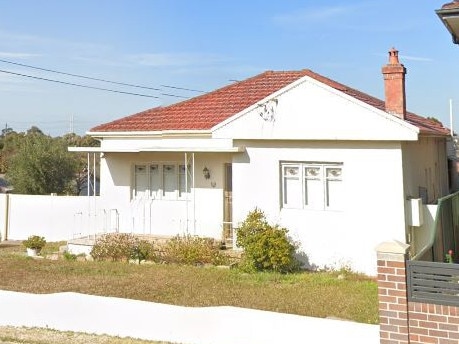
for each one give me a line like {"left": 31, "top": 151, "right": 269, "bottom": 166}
{"left": 0, "top": 326, "right": 172, "bottom": 344}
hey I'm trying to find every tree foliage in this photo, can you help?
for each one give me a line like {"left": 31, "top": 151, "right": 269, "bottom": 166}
{"left": 6, "top": 134, "right": 77, "bottom": 194}
{"left": 2, "top": 126, "right": 99, "bottom": 195}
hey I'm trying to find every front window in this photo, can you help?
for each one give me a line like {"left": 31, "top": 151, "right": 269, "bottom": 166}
{"left": 133, "top": 162, "right": 191, "bottom": 200}
{"left": 282, "top": 162, "right": 343, "bottom": 210}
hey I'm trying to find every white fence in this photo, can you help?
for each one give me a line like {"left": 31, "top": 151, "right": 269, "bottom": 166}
{"left": 0, "top": 194, "right": 232, "bottom": 243}
{"left": 0, "top": 194, "right": 105, "bottom": 242}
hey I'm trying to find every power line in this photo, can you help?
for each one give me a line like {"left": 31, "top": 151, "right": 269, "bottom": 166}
{"left": 0, "top": 69, "right": 160, "bottom": 98}
{"left": 0, "top": 58, "right": 206, "bottom": 93}
{"left": 0, "top": 58, "right": 161, "bottom": 91}
{"left": 160, "top": 84, "right": 206, "bottom": 93}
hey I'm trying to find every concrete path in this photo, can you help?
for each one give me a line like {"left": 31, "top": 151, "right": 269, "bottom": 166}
{"left": 0, "top": 290, "right": 380, "bottom": 344}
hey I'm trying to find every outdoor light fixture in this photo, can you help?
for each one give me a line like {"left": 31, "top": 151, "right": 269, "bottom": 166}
{"left": 203, "top": 166, "right": 211, "bottom": 179}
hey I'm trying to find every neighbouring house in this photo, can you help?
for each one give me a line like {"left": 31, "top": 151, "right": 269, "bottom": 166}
{"left": 437, "top": 1, "right": 459, "bottom": 44}
{"left": 80, "top": 48, "right": 453, "bottom": 275}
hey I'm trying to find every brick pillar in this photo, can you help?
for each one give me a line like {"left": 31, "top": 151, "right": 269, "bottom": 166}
{"left": 376, "top": 241, "right": 410, "bottom": 344}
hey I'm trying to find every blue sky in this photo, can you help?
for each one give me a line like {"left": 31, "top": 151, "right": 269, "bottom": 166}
{"left": 0, "top": 0, "right": 458, "bottom": 136}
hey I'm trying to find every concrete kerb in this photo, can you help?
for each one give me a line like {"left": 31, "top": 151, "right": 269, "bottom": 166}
{"left": 0, "top": 290, "right": 380, "bottom": 344}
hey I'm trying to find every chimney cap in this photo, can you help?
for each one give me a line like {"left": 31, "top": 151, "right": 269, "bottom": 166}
{"left": 388, "top": 47, "right": 400, "bottom": 64}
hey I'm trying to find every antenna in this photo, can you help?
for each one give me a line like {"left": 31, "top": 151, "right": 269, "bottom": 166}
{"left": 450, "top": 99, "right": 454, "bottom": 137}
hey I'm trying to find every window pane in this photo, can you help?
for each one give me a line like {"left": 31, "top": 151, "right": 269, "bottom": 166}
{"left": 284, "top": 177, "right": 301, "bottom": 208}
{"left": 149, "top": 164, "right": 161, "bottom": 198}
{"left": 305, "top": 178, "right": 323, "bottom": 208}
{"left": 326, "top": 167, "right": 342, "bottom": 209}
{"left": 134, "top": 165, "right": 148, "bottom": 198}
{"left": 304, "top": 166, "right": 322, "bottom": 208}
{"left": 163, "top": 164, "right": 176, "bottom": 198}
{"left": 178, "top": 164, "right": 191, "bottom": 197}
{"left": 283, "top": 165, "right": 301, "bottom": 208}
{"left": 326, "top": 179, "right": 343, "bottom": 209}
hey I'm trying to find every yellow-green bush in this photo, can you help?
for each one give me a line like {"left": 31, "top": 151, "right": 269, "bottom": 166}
{"left": 162, "top": 234, "right": 228, "bottom": 266}
{"left": 236, "top": 208, "right": 299, "bottom": 273}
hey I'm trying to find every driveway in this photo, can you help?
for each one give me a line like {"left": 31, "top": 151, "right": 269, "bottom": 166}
{"left": 0, "top": 290, "right": 379, "bottom": 344}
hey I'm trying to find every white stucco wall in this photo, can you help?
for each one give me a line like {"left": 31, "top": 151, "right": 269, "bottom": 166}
{"left": 231, "top": 140, "right": 406, "bottom": 275}
{"left": 99, "top": 151, "right": 231, "bottom": 239}
{"left": 213, "top": 76, "right": 419, "bottom": 141}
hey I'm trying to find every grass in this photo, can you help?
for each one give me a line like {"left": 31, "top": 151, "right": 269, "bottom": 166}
{"left": 0, "top": 326, "right": 173, "bottom": 344}
{"left": 0, "top": 241, "right": 379, "bottom": 324}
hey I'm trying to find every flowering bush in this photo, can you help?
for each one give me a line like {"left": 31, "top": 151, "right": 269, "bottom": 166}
{"left": 446, "top": 249, "right": 454, "bottom": 263}
{"left": 22, "top": 235, "right": 46, "bottom": 250}
{"left": 90, "top": 233, "right": 152, "bottom": 262}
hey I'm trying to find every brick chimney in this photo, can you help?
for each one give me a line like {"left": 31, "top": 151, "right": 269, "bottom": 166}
{"left": 381, "top": 47, "right": 406, "bottom": 119}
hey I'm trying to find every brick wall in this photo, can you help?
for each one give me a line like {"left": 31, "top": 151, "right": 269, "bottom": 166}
{"left": 408, "top": 302, "right": 459, "bottom": 344}
{"left": 376, "top": 241, "right": 459, "bottom": 344}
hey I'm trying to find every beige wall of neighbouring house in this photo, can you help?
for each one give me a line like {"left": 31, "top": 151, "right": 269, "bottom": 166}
{"left": 402, "top": 137, "right": 449, "bottom": 203}
{"left": 401, "top": 137, "right": 449, "bottom": 259}
{"left": 230, "top": 140, "right": 406, "bottom": 275}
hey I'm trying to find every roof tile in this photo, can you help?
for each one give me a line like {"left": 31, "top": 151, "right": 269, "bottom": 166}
{"left": 90, "top": 69, "right": 450, "bottom": 137}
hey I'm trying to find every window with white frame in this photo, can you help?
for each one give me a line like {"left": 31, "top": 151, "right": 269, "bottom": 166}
{"left": 133, "top": 163, "right": 191, "bottom": 200}
{"left": 281, "top": 162, "right": 343, "bottom": 210}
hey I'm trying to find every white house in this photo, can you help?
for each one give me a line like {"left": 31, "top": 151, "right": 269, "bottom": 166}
{"left": 85, "top": 48, "right": 451, "bottom": 275}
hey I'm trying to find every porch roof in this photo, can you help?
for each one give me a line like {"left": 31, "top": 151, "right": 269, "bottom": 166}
{"left": 68, "top": 146, "right": 245, "bottom": 153}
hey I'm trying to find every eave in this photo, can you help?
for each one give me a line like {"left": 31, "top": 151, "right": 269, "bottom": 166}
{"left": 87, "top": 129, "right": 212, "bottom": 139}
{"left": 436, "top": 5, "right": 459, "bottom": 44}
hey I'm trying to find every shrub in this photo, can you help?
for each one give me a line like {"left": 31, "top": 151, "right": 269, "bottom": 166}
{"left": 162, "top": 234, "right": 228, "bottom": 266}
{"left": 236, "top": 208, "right": 299, "bottom": 273}
{"left": 22, "top": 235, "right": 46, "bottom": 250}
{"left": 131, "top": 239, "right": 156, "bottom": 264}
{"left": 63, "top": 251, "right": 77, "bottom": 261}
{"left": 90, "top": 233, "right": 138, "bottom": 262}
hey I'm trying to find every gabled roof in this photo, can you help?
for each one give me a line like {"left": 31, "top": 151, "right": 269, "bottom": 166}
{"left": 441, "top": 1, "right": 459, "bottom": 10}
{"left": 90, "top": 69, "right": 450, "bottom": 137}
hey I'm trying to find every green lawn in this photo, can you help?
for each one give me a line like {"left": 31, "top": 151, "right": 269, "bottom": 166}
{"left": 0, "top": 241, "right": 378, "bottom": 324}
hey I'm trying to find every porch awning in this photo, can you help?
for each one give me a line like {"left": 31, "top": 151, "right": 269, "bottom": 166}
{"left": 68, "top": 146, "right": 245, "bottom": 153}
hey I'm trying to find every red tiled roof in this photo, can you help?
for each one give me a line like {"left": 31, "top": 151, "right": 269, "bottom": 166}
{"left": 90, "top": 69, "right": 450, "bottom": 137}
{"left": 441, "top": 1, "right": 459, "bottom": 10}
{"left": 91, "top": 71, "right": 311, "bottom": 132}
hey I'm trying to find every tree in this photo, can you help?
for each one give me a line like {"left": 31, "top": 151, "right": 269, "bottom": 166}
{"left": 26, "top": 126, "right": 44, "bottom": 136}
{"left": 59, "top": 133, "right": 100, "bottom": 195}
{"left": 6, "top": 134, "right": 78, "bottom": 194}
{"left": 0, "top": 130, "right": 23, "bottom": 173}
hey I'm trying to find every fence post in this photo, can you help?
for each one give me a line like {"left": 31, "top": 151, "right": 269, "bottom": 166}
{"left": 375, "top": 240, "right": 410, "bottom": 344}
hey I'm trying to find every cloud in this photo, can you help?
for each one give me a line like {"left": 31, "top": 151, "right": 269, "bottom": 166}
{"left": 273, "top": 4, "right": 359, "bottom": 28}
{"left": 0, "top": 52, "right": 42, "bottom": 59}
{"left": 374, "top": 52, "right": 433, "bottom": 62}
{"left": 399, "top": 55, "right": 433, "bottom": 62}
